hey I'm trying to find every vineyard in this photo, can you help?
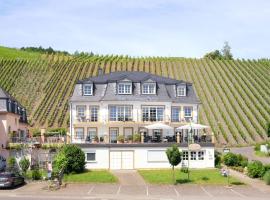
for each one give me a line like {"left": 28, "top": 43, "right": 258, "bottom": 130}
{"left": 0, "top": 49, "right": 270, "bottom": 146}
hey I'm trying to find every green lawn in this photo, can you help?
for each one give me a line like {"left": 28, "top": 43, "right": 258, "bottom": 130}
{"left": 63, "top": 170, "right": 117, "bottom": 183}
{"left": 0, "top": 46, "right": 42, "bottom": 59}
{"left": 255, "top": 151, "right": 270, "bottom": 157}
{"left": 138, "top": 169, "right": 243, "bottom": 185}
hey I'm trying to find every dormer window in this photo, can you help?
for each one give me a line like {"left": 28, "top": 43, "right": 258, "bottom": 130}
{"left": 118, "top": 82, "right": 132, "bottom": 94}
{"left": 83, "top": 84, "right": 93, "bottom": 96}
{"left": 177, "top": 85, "right": 186, "bottom": 96}
{"left": 142, "top": 83, "right": 156, "bottom": 94}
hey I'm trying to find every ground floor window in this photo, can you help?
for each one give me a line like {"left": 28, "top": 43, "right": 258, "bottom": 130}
{"left": 75, "top": 128, "right": 84, "bottom": 139}
{"left": 190, "top": 151, "right": 197, "bottom": 160}
{"left": 198, "top": 151, "right": 205, "bottom": 160}
{"left": 182, "top": 151, "right": 188, "bottom": 160}
{"left": 86, "top": 152, "right": 96, "bottom": 162}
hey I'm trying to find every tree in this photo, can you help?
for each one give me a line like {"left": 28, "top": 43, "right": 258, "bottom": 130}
{"left": 221, "top": 41, "right": 233, "bottom": 60}
{"left": 19, "top": 157, "right": 30, "bottom": 176}
{"left": 53, "top": 144, "right": 85, "bottom": 174}
{"left": 166, "top": 144, "right": 182, "bottom": 184}
{"left": 204, "top": 50, "right": 222, "bottom": 59}
{"left": 7, "top": 157, "right": 18, "bottom": 173}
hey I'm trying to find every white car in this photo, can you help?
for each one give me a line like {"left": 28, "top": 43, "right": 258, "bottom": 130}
{"left": 0, "top": 156, "right": 6, "bottom": 172}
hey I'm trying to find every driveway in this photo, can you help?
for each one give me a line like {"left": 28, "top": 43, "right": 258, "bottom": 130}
{"left": 111, "top": 170, "right": 146, "bottom": 185}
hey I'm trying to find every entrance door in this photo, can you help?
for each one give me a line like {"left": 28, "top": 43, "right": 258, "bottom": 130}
{"left": 110, "top": 151, "right": 134, "bottom": 169}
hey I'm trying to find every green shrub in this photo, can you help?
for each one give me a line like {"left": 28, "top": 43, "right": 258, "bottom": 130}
{"left": 264, "top": 164, "right": 270, "bottom": 172}
{"left": 53, "top": 144, "right": 85, "bottom": 174}
{"left": 117, "top": 135, "right": 124, "bottom": 143}
{"left": 254, "top": 143, "right": 260, "bottom": 151}
{"left": 247, "top": 161, "right": 265, "bottom": 178}
{"left": 237, "top": 154, "right": 248, "bottom": 167}
{"left": 7, "top": 157, "right": 18, "bottom": 172}
{"left": 263, "top": 171, "right": 270, "bottom": 185}
{"left": 46, "top": 127, "right": 67, "bottom": 136}
{"left": 231, "top": 166, "right": 244, "bottom": 173}
{"left": 31, "top": 169, "right": 42, "bottom": 180}
{"left": 223, "top": 152, "right": 238, "bottom": 166}
{"left": 19, "top": 157, "right": 30, "bottom": 175}
{"left": 32, "top": 128, "right": 41, "bottom": 137}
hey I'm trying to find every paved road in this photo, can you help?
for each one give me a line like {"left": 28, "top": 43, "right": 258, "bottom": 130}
{"left": 0, "top": 182, "right": 270, "bottom": 200}
{"left": 229, "top": 146, "right": 270, "bottom": 164}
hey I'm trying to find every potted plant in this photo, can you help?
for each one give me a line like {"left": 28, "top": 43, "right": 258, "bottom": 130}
{"left": 117, "top": 135, "right": 124, "bottom": 144}
{"left": 92, "top": 136, "right": 99, "bottom": 143}
{"left": 133, "top": 133, "right": 141, "bottom": 143}
{"left": 127, "top": 135, "right": 133, "bottom": 143}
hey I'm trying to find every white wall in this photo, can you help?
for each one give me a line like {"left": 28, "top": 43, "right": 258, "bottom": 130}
{"left": 82, "top": 147, "right": 215, "bottom": 170}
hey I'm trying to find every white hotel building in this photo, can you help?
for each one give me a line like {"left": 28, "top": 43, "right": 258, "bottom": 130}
{"left": 69, "top": 71, "right": 214, "bottom": 170}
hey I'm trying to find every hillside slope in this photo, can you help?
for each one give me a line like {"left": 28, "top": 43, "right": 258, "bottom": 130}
{"left": 0, "top": 54, "right": 269, "bottom": 146}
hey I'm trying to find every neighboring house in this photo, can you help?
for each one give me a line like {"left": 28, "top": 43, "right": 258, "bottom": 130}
{"left": 70, "top": 71, "right": 214, "bottom": 169}
{"left": 0, "top": 87, "right": 28, "bottom": 151}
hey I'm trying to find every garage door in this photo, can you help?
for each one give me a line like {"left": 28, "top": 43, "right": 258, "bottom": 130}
{"left": 110, "top": 151, "right": 134, "bottom": 169}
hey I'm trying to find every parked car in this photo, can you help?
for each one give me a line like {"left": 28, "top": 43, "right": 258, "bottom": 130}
{"left": 0, "top": 156, "right": 6, "bottom": 172}
{"left": 0, "top": 172, "right": 24, "bottom": 188}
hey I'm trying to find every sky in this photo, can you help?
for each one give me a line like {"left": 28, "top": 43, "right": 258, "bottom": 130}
{"left": 0, "top": 0, "right": 269, "bottom": 58}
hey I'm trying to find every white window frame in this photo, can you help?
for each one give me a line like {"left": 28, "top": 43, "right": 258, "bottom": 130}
{"left": 117, "top": 82, "right": 132, "bottom": 94}
{"left": 190, "top": 151, "right": 197, "bottom": 160}
{"left": 85, "top": 151, "right": 96, "bottom": 162}
{"left": 177, "top": 85, "right": 186, "bottom": 97}
{"left": 184, "top": 106, "right": 193, "bottom": 117}
{"left": 171, "top": 107, "right": 180, "bottom": 122}
{"left": 83, "top": 84, "right": 93, "bottom": 96}
{"left": 109, "top": 105, "right": 133, "bottom": 121}
{"left": 142, "top": 83, "right": 156, "bottom": 94}
{"left": 182, "top": 151, "right": 188, "bottom": 160}
{"left": 89, "top": 106, "right": 99, "bottom": 122}
{"left": 142, "top": 106, "right": 164, "bottom": 122}
{"left": 76, "top": 105, "right": 86, "bottom": 117}
{"left": 75, "top": 128, "right": 84, "bottom": 140}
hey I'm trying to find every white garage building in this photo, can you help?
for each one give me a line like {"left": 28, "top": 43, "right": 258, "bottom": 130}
{"left": 70, "top": 70, "right": 215, "bottom": 169}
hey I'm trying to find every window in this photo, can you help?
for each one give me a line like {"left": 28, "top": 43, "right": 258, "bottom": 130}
{"left": 171, "top": 107, "right": 180, "bottom": 122}
{"left": 83, "top": 84, "right": 93, "bottom": 96}
{"left": 147, "top": 150, "right": 167, "bottom": 162}
{"left": 184, "top": 107, "right": 193, "bottom": 117}
{"left": 110, "top": 128, "right": 118, "bottom": 143}
{"left": 142, "top": 106, "right": 164, "bottom": 121}
{"left": 198, "top": 151, "right": 204, "bottom": 160}
{"left": 76, "top": 106, "right": 86, "bottom": 117}
{"left": 182, "top": 151, "right": 188, "bottom": 160}
{"left": 118, "top": 83, "right": 132, "bottom": 94}
{"left": 89, "top": 106, "right": 99, "bottom": 122}
{"left": 124, "top": 128, "right": 133, "bottom": 140}
{"left": 142, "top": 83, "right": 156, "bottom": 94}
{"left": 191, "top": 151, "right": 196, "bottom": 160}
{"left": 177, "top": 86, "right": 186, "bottom": 96}
{"left": 86, "top": 152, "right": 96, "bottom": 162}
{"left": 109, "top": 105, "right": 132, "bottom": 121}
{"left": 75, "top": 128, "right": 84, "bottom": 139}
{"left": 87, "top": 128, "right": 97, "bottom": 141}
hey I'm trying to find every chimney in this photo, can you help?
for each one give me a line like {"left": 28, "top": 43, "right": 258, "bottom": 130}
{"left": 98, "top": 67, "right": 103, "bottom": 76}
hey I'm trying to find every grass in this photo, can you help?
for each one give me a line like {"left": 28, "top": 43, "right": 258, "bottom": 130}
{"left": 138, "top": 169, "right": 243, "bottom": 185}
{"left": 0, "top": 46, "right": 42, "bottom": 59}
{"left": 63, "top": 170, "right": 117, "bottom": 183}
{"left": 255, "top": 151, "right": 270, "bottom": 157}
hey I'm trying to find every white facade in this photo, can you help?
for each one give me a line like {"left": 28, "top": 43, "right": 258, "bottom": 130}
{"left": 70, "top": 100, "right": 199, "bottom": 143}
{"left": 82, "top": 146, "right": 215, "bottom": 170}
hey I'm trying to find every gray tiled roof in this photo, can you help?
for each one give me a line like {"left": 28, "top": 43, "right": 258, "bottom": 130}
{"left": 71, "top": 71, "right": 200, "bottom": 104}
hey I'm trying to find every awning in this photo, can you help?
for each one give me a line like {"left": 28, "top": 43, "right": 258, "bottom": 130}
{"left": 143, "top": 122, "right": 173, "bottom": 130}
